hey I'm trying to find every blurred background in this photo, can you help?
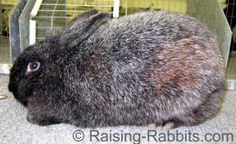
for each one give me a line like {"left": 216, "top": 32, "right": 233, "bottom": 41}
{"left": 0, "top": 0, "right": 235, "bottom": 90}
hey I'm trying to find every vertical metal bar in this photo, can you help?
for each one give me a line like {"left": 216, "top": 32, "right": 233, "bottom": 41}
{"left": 29, "top": 20, "right": 36, "bottom": 45}
{"left": 168, "top": 0, "right": 170, "bottom": 11}
{"left": 125, "top": 0, "right": 128, "bottom": 15}
{"left": 179, "top": 0, "right": 182, "bottom": 12}
{"left": 51, "top": 0, "right": 59, "bottom": 30}
{"left": 113, "top": 0, "right": 120, "bottom": 18}
{"left": 173, "top": 0, "right": 176, "bottom": 11}
{"left": 30, "top": 0, "right": 43, "bottom": 45}
{"left": 30, "top": 0, "right": 43, "bottom": 17}
{"left": 162, "top": 0, "right": 164, "bottom": 10}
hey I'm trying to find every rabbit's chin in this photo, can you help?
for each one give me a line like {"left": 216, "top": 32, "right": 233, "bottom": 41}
{"left": 14, "top": 94, "right": 28, "bottom": 107}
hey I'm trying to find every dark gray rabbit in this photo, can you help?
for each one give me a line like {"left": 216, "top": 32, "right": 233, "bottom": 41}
{"left": 8, "top": 10, "right": 225, "bottom": 128}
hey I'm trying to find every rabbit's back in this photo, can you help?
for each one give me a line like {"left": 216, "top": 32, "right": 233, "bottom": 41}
{"left": 83, "top": 11, "right": 220, "bottom": 66}
{"left": 72, "top": 11, "right": 224, "bottom": 127}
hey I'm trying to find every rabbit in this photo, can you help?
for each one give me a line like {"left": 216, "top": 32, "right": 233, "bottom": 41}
{"left": 8, "top": 9, "right": 225, "bottom": 128}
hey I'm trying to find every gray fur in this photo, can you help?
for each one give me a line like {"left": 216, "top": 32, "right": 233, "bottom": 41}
{"left": 8, "top": 10, "right": 225, "bottom": 128}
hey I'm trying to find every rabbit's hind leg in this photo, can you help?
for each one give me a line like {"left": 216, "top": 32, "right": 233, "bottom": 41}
{"left": 174, "top": 89, "right": 223, "bottom": 127}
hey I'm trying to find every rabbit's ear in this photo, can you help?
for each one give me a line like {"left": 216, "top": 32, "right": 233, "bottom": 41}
{"left": 61, "top": 11, "right": 111, "bottom": 48}
{"left": 63, "top": 9, "right": 99, "bottom": 31}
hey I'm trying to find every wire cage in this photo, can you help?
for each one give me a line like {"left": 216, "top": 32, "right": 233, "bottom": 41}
{"left": 29, "top": 0, "right": 187, "bottom": 44}
{"left": 32, "top": 0, "right": 115, "bottom": 42}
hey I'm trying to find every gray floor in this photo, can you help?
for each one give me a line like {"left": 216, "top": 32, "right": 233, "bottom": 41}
{"left": 0, "top": 74, "right": 236, "bottom": 144}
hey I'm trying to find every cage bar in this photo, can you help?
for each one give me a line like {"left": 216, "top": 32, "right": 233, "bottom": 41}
{"left": 29, "top": 20, "right": 36, "bottom": 45}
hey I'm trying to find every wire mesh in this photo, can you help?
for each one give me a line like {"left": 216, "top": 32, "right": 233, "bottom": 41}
{"left": 120, "top": 0, "right": 186, "bottom": 15}
{"left": 33, "top": 0, "right": 187, "bottom": 42}
{"left": 33, "top": 0, "right": 114, "bottom": 41}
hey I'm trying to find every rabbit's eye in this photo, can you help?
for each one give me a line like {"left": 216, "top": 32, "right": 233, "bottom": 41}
{"left": 27, "top": 62, "right": 40, "bottom": 73}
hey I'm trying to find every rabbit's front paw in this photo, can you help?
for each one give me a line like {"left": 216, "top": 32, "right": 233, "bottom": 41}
{"left": 27, "top": 113, "right": 61, "bottom": 126}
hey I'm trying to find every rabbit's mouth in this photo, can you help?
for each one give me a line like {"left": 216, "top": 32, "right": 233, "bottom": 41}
{"left": 8, "top": 81, "right": 29, "bottom": 106}
{"left": 14, "top": 94, "right": 28, "bottom": 106}
{"left": 12, "top": 89, "right": 29, "bottom": 106}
